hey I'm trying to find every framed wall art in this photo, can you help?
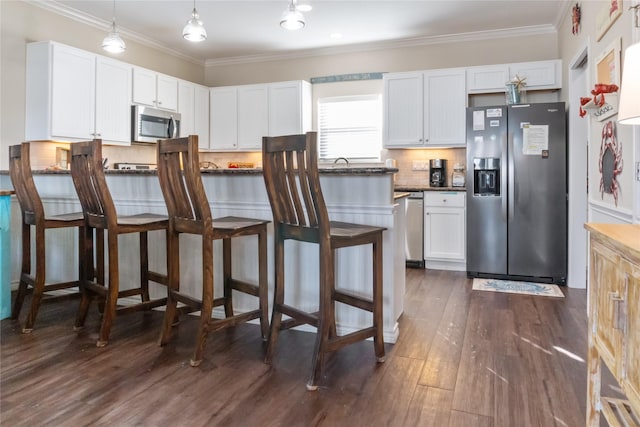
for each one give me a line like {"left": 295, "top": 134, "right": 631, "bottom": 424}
{"left": 596, "top": 0, "right": 622, "bottom": 41}
{"left": 595, "top": 37, "right": 621, "bottom": 85}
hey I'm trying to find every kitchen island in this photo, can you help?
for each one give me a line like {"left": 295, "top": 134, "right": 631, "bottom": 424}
{"left": 0, "top": 167, "right": 405, "bottom": 342}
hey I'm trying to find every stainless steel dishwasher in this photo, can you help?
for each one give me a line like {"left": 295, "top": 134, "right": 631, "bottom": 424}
{"left": 405, "top": 191, "right": 424, "bottom": 268}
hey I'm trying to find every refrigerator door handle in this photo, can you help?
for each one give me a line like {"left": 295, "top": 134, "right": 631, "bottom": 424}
{"left": 501, "top": 132, "right": 508, "bottom": 221}
{"left": 508, "top": 132, "right": 515, "bottom": 221}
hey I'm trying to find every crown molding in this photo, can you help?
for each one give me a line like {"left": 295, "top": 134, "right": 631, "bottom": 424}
{"left": 26, "top": 0, "right": 205, "bottom": 66}
{"left": 205, "top": 24, "right": 558, "bottom": 67}
{"left": 26, "top": 0, "right": 560, "bottom": 69}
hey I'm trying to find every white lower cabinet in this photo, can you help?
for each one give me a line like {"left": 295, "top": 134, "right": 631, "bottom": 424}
{"left": 424, "top": 191, "right": 466, "bottom": 270}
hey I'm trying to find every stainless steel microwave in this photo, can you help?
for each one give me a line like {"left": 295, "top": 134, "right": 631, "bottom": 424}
{"left": 131, "top": 105, "right": 181, "bottom": 143}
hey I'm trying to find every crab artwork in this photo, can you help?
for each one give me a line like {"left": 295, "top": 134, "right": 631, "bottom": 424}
{"left": 598, "top": 120, "right": 623, "bottom": 206}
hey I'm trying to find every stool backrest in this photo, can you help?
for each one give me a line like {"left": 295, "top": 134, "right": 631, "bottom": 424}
{"left": 157, "top": 135, "right": 212, "bottom": 234}
{"left": 9, "top": 143, "right": 45, "bottom": 225}
{"left": 262, "top": 132, "right": 329, "bottom": 241}
{"left": 70, "top": 139, "right": 117, "bottom": 229}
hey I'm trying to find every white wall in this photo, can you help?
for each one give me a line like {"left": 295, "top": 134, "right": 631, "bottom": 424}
{"left": 557, "top": 1, "right": 636, "bottom": 221}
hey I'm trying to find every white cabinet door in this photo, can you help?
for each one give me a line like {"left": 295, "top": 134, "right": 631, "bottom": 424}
{"left": 25, "top": 41, "right": 96, "bottom": 141}
{"left": 466, "top": 65, "right": 509, "bottom": 93}
{"left": 194, "top": 84, "right": 210, "bottom": 150}
{"left": 424, "top": 69, "right": 466, "bottom": 147}
{"left": 178, "top": 81, "right": 195, "bottom": 137}
{"left": 238, "top": 84, "right": 268, "bottom": 150}
{"left": 95, "top": 57, "right": 131, "bottom": 145}
{"left": 133, "top": 68, "right": 178, "bottom": 111}
{"left": 210, "top": 87, "right": 238, "bottom": 150}
{"left": 132, "top": 67, "right": 157, "bottom": 107}
{"left": 179, "top": 81, "right": 210, "bottom": 149}
{"left": 424, "top": 192, "right": 466, "bottom": 261}
{"left": 51, "top": 44, "right": 96, "bottom": 139}
{"left": 383, "top": 72, "right": 424, "bottom": 147}
{"left": 156, "top": 74, "right": 178, "bottom": 111}
{"left": 509, "top": 60, "right": 561, "bottom": 90}
{"left": 268, "top": 81, "right": 310, "bottom": 136}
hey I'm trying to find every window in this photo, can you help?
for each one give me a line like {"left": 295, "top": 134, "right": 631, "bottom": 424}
{"left": 317, "top": 95, "right": 382, "bottom": 161}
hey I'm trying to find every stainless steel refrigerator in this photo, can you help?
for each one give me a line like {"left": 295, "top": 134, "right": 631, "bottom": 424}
{"left": 466, "top": 102, "right": 567, "bottom": 284}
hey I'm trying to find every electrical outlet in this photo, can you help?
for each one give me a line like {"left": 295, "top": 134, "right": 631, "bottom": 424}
{"left": 412, "top": 160, "right": 428, "bottom": 171}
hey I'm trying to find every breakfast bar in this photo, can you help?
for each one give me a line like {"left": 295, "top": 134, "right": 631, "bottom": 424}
{"left": 0, "top": 166, "right": 405, "bottom": 342}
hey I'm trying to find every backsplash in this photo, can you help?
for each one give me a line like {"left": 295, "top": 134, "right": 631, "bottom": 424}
{"left": 24, "top": 142, "right": 466, "bottom": 184}
{"left": 380, "top": 148, "right": 466, "bottom": 188}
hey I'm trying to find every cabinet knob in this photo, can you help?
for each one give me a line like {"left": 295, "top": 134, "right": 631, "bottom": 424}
{"left": 157, "top": 101, "right": 162, "bottom": 105}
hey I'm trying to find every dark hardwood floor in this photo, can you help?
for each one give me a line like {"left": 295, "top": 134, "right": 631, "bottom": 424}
{"left": 1, "top": 268, "right": 617, "bottom": 426}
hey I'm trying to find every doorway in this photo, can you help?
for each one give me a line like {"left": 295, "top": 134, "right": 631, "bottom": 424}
{"left": 567, "top": 45, "right": 589, "bottom": 289}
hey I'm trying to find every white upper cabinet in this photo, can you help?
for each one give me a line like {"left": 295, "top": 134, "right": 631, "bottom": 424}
{"left": 208, "top": 80, "right": 311, "bottom": 151}
{"left": 210, "top": 86, "right": 239, "bottom": 150}
{"left": 384, "top": 69, "right": 466, "bottom": 148}
{"left": 26, "top": 41, "right": 131, "bottom": 145}
{"left": 466, "top": 59, "right": 561, "bottom": 93}
{"left": 237, "top": 84, "right": 268, "bottom": 150}
{"left": 178, "top": 80, "right": 210, "bottom": 149}
{"left": 424, "top": 68, "right": 466, "bottom": 147}
{"left": 26, "top": 41, "right": 96, "bottom": 141}
{"left": 95, "top": 57, "right": 132, "bottom": 145}
{"left": 133, "top": 67, "right": 178, "bottom": 111}
{"left": 509, "top": 60, "right": 561, "bottom": 90}
{"left": 268, "top": 80, "right": 312, "bottom": 137}
{"left": 466, "top": 65, "right": 509, "bottom": 93}
{"left": 383, "top": 72, "right": 423, "bottom": 147}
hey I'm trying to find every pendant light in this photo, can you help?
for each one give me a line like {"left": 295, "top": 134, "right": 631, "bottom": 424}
{"left": 183, "top": 0, "right": 207, "bottom": 42}
{"left": 280, "top": 0, "right": 305, "bottom": 31}
{"left": 102, "top": 0, "right": 126, "bottom": 54}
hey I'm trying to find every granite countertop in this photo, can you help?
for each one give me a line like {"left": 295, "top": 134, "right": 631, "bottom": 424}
{"left": 0, "top": 190, "right": 15, "bottom": 196}
{"left": 1, "top": 167, "right": 398, "bottom": 176}
{"left": 395, "top": 185, "right": 466, "bottom": 192}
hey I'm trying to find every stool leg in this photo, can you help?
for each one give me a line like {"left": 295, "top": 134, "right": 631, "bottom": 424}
{"left": 22, "top": 226, "right": 46, "bottom": 333}
{"left": 191, "top": 237, "right": 213, "bottom": 366}
{"left": 96, "top": 229, "right": 106, "bottom": 315}
{"left": 222, "top": 237, "right": 233, "bottom": 317}
{"left": 12, "top": 223, "right": 31, "bottom": 320}
{"left": 265, "top": 233, "right": 285, "bottom": 363}
{"left": 97, "top": 231, "right": 119, "bottom": 347}
{"left": 75, "top": 226, "right": 93, "bottom": 330}
{"left": 258, "top": 227, "right": 269, "bottom": 341}
{"left": 373, "top": 235, "right": 385, "bottom": 363}
{"left": 307, "top": 239, "right": 334, "bottom": 391}
{"left": 160, "top": 229, "right": 180, "bottom": 346}
{"left": 139, "top": 232, "right": 150, "bottom": 303}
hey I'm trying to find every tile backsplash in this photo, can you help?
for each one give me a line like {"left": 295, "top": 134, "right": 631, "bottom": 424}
{"left": 25, "top": 142, "right": 466, "bottom": 186}
{"left": 380, "top": 148, "right": 466, "bottom": 188}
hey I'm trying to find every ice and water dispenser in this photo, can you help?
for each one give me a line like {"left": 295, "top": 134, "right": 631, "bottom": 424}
{"left": 472, "top": 158, "right": 500, "bottom": 196}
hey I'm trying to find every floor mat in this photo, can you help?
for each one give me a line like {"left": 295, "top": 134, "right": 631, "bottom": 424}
{"left": 472, "top": 278, "right": 564, "bottom": 298}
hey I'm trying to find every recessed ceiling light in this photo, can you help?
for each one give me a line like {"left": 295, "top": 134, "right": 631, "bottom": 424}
{"left": 330, "top": 32, "right": 343, "bottom": 39}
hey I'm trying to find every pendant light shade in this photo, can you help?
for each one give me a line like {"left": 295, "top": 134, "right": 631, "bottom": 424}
{"left": 183, "top": 0, "right": 207, "bottom": 42}
{"left": 280, "top": 0, "right": 305, "bottom": 30}
{"left": 618, "top": 42, "right": 640, "bottom": 125}
{"left": 102, "top": 0, "right": 125, "bottom": 53}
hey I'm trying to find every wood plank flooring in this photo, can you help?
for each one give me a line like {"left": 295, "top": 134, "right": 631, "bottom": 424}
{"left": 1, "top": 268, "right": 619, "bottom": 426}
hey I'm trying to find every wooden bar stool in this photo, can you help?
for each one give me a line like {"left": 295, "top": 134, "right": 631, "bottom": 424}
{"left": 70, "top": 139, "right": 169, "bottom": 347}
{"left": 156, "top": 135, "right": 269, "bottom": 366}
{"left": 262, "top": 132, "right": 386, "bottom": 390}
{"left": 9, "top": 142, "right": 91, "bottom": 333}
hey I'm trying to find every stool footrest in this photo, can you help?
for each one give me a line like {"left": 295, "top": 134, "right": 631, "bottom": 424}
{"left": 334, "top": 290, "right": 373, "bottom": 312}
{"left": 169, "top": 291, "right": 202, "bottom": 311}
{"left": 208, "top": 309, "right": 261, "bottom": 333}
{"left": 278, "top": 304, "right": 318, "bottom": 328}
{"left": 116, "top": 297, "right": 168, "bottom": 315}
{"left": 326, "top": 327, "right": 377, "bottom": 352}
{"left": 230, "top": 279, "right": 259, "bottom": 297}
{"left": 148, "top": 271, "right": 168, "bottom": 286}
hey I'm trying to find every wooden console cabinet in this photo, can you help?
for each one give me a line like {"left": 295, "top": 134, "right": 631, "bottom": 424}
{"left": 585, "top": 223, "right": 640, "bottom": 426}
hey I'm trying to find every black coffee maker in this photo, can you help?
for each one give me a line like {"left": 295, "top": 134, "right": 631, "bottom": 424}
{"left": 429, "top": 159, "right": 447, "bottom": 187}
